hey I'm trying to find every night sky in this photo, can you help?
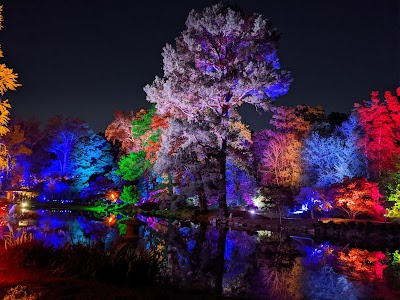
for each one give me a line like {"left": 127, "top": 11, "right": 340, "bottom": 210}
{"left": 1, "top": 0, "right": 399, "bottom": 133}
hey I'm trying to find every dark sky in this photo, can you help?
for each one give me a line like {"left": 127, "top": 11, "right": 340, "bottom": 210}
{"left": 1, "top": 0, "right": 399, "bottom": 132}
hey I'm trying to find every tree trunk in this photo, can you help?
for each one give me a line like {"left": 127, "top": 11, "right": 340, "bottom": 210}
{"left": 218, "top": 138, "right": 228, "bottom": 217}
{"left": 190, "top": 223, "right": 207, "bottom": 278}
{"left": 197, "top": 183, "right": 208, "bottom": 213}
{"left": 145, "top": 171, "right": 150, "bottom": 202}
{"left": 215, "top": 227, "right": 228, "bottom": 295}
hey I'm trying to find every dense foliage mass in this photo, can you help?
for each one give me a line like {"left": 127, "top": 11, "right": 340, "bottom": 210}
{"left": 2, "top": 2, "right": 400, "bottom": 222}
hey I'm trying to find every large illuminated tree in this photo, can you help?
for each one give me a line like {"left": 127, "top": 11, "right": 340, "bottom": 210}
{"left": 302, "top": 116, "right": 366, "bottom": 188}
{"left": 70, "top": 133, "right": 114, "bottom": 197}
{"left": 43, "top": 116, "right": 92, "bottom": 179}
{"left": 254, "top": 130, "right": 302, "bottom": 188}
{"left": 145, "top": 3, "right": 291, "bottom": 216}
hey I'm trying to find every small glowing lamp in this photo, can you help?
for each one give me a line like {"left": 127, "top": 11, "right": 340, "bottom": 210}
{"left": 249, "top": 209, "right": 256, "bottom": 215}
{"left": 109, "top": 191, "right": 119, "bottom": 202}
{"left": 107, "top": 214, "right": 116, "bottom": 225}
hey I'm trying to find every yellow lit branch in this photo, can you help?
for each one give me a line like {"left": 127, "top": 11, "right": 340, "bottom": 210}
{"left": 0, "top": 143, "right": 10, "bottom": 173}
{"left": 0, "top": 99, "right": 10, "bottom": 136}
{"left": 0, "top": 5, "right": 21, "bottom": 137}
{"left": 0, "top": 5, "right": 3, "bottom": 31}
{"left": 0, "top": 6, "right": 3, "bottom": 57}
{"left": 0, "top": 64, "right": 21, "bottom": 95}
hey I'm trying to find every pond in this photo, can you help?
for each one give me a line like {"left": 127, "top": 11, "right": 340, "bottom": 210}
{"left": 2, "top": 208, "right": 400, "bottom": 300}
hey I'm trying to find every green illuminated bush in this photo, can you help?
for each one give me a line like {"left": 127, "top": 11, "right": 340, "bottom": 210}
{"left": 120, "top": 185, "right": 139, "bottom": 205}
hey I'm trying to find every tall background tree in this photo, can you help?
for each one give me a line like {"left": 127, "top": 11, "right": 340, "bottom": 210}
{"left": 354, "top": 89, "right": 400, "bottom": 179}
{"left": 145, "top": 3, "right": 291, "bottom": 216}
{"left": 42, "top": 116, "right": 92, "bottom": 180}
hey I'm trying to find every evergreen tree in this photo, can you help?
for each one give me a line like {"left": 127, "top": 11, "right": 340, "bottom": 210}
{"left": 145, "top": 3, "right": 291, "bottom": 216}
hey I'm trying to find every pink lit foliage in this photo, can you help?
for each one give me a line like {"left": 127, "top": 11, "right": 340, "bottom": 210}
{"left": 354, "top": 88, "right": 400, "bottom": 178}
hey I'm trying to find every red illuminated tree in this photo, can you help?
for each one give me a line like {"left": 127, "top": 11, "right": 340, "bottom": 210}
{"left": 327, "top": 177, "right": 386, "bottom": 220}
{"left": 145, "top": 3, "right": 292, "bottom": 216}
{"left": 354, "top": 88, "right": 400, "bottom": 178}
{"left": 105, "top": 110, "right": 136, "bottom": 156}
{"left": 337, "top": 248, "right": 387, "bottom": 281}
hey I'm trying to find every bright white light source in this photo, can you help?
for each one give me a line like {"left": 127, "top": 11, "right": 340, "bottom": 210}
{"left": 249, "top": 209, "right": 256, "bottom": 215}
{"left": 21, "top": 202, "right": 28, "bottom": 208}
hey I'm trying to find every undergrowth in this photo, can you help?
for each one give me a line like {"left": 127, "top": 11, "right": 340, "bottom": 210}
{"left": 2, "top": 232, "right": 165, "bottom": 287}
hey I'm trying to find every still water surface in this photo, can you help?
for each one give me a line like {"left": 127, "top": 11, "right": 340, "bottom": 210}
{"left": 2, "top": 208, "right": 400, "bottom": 300}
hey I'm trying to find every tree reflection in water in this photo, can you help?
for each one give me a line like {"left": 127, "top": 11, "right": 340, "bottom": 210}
{"left": 3, "top": 210, "right": 400, "bottom": 299}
